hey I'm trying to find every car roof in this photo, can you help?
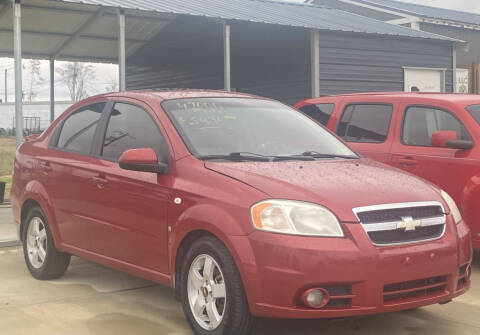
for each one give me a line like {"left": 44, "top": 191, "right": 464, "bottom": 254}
{"left": 95, "top": 89, "right": 260, "bottom": 102}
{"left": 302, "top": 92, "right": 480, "bottom": 107}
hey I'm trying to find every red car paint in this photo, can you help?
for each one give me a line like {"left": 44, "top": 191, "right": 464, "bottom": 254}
{"left": 295, "top": 92, "right": 480, "bottom": 250}
{"left": 12, "top": 90, "right": 471, "bottom": 320}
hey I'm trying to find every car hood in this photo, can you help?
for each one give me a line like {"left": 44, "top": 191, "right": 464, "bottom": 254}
{"left": 205, "top": 158, "right": 442, "bottom": 222}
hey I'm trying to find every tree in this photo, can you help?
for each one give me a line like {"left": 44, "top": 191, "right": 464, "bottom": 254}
{"left": 105, "top": 76, "right": 119, "bottom": 92}
{"left": 24, "top": 59, "right": 44, "bottom": 102}
{"left": 56, "top": 62, "right": 95, "bottom": 101}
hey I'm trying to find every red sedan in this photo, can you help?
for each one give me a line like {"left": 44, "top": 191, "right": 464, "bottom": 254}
{"left": 12, "top": 90, "right": 471, "bottom": 335}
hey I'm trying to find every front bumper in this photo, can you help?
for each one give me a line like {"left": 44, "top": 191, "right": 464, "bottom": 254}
{"left": 232, "top": 218, "right": 472, "bottom": 319}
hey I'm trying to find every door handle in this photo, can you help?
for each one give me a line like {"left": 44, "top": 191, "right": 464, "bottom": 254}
{"left": 92, "top": 175, "right": 108, "bottom": 189}
{"left": 40, "top": 161, "right": 52, "bottom": 174}
{"left": 396, "top": 156, "right": 418, "bottom": 166}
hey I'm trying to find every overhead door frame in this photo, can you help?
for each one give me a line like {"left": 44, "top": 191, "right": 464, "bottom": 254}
{"left": 403, "top": 66, "right": 447, "bottom": 93}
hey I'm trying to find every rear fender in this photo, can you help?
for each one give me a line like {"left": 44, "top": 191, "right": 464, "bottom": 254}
{"left": 21, "top": 180, "right": 62, "bottom": 249}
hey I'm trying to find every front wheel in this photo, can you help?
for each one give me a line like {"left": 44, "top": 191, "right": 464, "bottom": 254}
{"left": 22, "top": 206, "right": 71, "bottom": 280}
{"left": 180, "top": 236, "right": 254, "bottom": 335}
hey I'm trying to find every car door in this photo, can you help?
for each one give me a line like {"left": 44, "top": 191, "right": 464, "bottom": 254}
{"left": 43, "top": 102, "right": 108, "bottom": 250}
{"left": 390, "top": 103, "right": 477, "bottom": 203}
{"left": 333, "top": 102, "right": 395, "bottom": 164}
{"left": 86, "top": 99, "right": 172, "bottom": 274}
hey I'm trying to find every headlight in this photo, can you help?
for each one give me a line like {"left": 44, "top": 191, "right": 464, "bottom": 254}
{"left": 251, "top": 200, "right": 344, "bottom": 237}
{"left": 441, "top": 190, "right": 462, "bottom": 224}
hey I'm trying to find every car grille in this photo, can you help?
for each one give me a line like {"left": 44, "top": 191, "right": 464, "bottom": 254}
{"left": 357, "top": 206, "right": 443, "bottom": 224}
{"left": 353, "top": 202, "right": 446, "bottom": 246}
{"left": 383, "top": 275, "right": 447, "bottom": 305}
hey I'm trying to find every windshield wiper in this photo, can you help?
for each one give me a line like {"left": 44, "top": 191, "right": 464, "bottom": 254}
{"left": 199, "top": 152, "right": 271, "bottom": 162}
{"left": 271, "top": 155, "right": 315, "bottom": 162}
{"left": 199, "top": 152, "right": 315, "bottom": 162}
{"left": 301, "top": 151, "right": 359, "bottom": 160}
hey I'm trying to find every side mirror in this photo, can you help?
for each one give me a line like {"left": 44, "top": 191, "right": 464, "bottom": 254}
{"left": 431, "top": 131, "right": 473, "bottom": 150}
{"left": 119, "top": 148, "right": 168, "bottom": 174}
{"left": 445, "top": 140, "right": 474, "bottom": 150}
{"left": 431, "top": 130, "right": 458, "bottom": 148}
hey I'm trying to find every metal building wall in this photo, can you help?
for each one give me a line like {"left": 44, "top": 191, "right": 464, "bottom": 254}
{"left": 126, "top": 18, "right": 312, "bottom": 105}
{"left": 230, "top": 23, "right": 310, "bottom": 105}
{"left": 126, "top": 19, "right": 454, "bottom": 104}
{"left": 126, "top": 16, "right": 224, "bottom": 91}
{"left": 318, "top": 32, "right": 454, "bottom": 95}
{"left": 420, "top": 23, "right": 480, "bottom": 65}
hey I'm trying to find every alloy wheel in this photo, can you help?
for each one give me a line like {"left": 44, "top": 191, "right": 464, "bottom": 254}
{"left": 187, "top": 254, "right": 227, "bottom": 330}
{"left": 26, "top": 217, "right": 47, "bottom": 269}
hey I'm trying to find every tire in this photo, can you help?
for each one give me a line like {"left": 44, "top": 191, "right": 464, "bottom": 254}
{"left": 180, "top": 236, "right": 254, "bottom": 335}
{"left": 22, "top": 206, "right": 71, "bottom": 280}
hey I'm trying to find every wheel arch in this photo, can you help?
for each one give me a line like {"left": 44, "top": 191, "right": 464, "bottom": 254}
{"left": 173, "top": 229, "right": 216, "bottom": 299}
{"left": 20, "top": 181, "right": 62, "bottom": 248}
{"left": 20, "top": 198, "right": 40, "bottom": 241}
{"left": 171, "top": 222, "right": 258, "bottom": 309}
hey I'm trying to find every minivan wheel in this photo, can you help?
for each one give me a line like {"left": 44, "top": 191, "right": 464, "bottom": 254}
{"left": 180, "top": 236, "right": 254, "bottom": 335}
{"left": 22, "top": 206, "right": 71, "bottom": 280}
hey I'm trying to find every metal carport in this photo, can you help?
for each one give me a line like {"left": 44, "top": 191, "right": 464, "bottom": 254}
{"left": 0, "top": 0, "right": 461, "bottom": 146}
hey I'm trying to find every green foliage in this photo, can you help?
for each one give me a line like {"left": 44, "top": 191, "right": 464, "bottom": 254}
{"left": 0, "top": 137, "right": 15, "bottom": 199}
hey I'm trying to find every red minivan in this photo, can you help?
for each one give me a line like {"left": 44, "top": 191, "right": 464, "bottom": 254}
{"left": 296, "top": 93, "right": 480, "bottom": 250}
{"left": 12, "top": 90, "right": 471, "bottom": 335}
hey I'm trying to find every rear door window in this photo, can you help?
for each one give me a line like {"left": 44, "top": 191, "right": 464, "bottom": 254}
{"left": 55, "top": 103, "right": 105, "bottom": 155}
{"left": 299, "top": 104, "right": 335, "bottom": 126}
{"left": 402, "top": 106, "right": 471, "bottom": 146}
{"left": 336, "top": 104, "right": 393, "bottom": 143}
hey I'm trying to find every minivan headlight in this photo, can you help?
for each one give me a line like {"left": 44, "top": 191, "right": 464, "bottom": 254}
{"left": 251, "top": 200, "right": 344, "bottom": 237}
{"left": 441, "top": 190, "right": 462, "bottom": 224}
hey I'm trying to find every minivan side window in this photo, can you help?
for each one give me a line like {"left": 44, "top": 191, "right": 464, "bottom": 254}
{"left": 101, "top": 102, "right": 168, "bottom": 162}
{"left": 56, "top": 103, "right": 105, "bottom": 155}
{"left": 299, "top": 104, "right": 335, "bottom": 126}
{"left": 466, "top": 104, "right": 480, "bottom": 125}
{"left": 336, "top": 104, "right": 393, "bottom": 143}
{"left": 402, "top": 106, "right": 471, "bottom": 147}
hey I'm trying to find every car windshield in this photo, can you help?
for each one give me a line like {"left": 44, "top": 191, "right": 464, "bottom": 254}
{"left": 162, "top": 98, "right": 357, "bottom": 161}
{"left": 467, "top": 104, "right": 480, "bottom": 125}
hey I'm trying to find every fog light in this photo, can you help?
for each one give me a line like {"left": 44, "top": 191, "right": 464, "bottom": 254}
{"left": 302, "top": 288, "right": 329, "bottom": 309}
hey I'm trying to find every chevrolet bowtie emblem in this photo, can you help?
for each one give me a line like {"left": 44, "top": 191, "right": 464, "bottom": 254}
{"left": 397, "top": 217, "right": 421, "bottom": 231}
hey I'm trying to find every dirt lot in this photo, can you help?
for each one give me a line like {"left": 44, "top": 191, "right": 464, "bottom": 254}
{"left": 0, "top": 246, "right": 478, "bottom": 335}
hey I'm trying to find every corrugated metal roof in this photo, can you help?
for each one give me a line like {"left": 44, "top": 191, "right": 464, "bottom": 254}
{"left": 51, "top": 0, "right": 459, "bottom": 41}
{"left": 356, "top": 0, "right": 480, "bottom": 26}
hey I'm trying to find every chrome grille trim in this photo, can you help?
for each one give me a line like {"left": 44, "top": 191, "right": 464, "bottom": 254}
{"left": 353, "top": 201, "right": 446, "bottom": 214}
{"left": 361, "top": 216, "right": 446, "bottom": 232}
{"left": 352, "top": 201, "right": 446, "bottom": 246}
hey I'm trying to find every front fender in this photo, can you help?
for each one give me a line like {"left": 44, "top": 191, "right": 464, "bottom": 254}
{"left": 169, "top": 202, "right": 253, "bottom": 269}
{"left": 21, "top": 180, "right": 62, "bottom": 249}
{"left": 168, "top": 203, "right": 259, "bottom": 307}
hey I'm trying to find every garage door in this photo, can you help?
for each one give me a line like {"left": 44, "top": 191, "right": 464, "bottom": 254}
{"left": 404, "top": 67, "right": 445, "bottom": 93}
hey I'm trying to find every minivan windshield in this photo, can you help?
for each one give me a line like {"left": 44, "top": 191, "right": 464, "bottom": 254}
{"left": 467, "top": 104, "right": 480, "bottom": 125}
{"left": 162, "top": 98, "right": 357, "bottom": 161}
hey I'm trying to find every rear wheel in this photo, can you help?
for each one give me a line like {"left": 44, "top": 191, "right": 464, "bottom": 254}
{"left": 22, "top": 206, "right": 70, "bottom": 280}
{"left": 180, "top": 236, "right": 254, "bottom": 335}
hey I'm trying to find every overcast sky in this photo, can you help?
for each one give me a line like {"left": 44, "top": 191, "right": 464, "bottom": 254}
{"left": 0, "top": 0, "right": 478, "bottom": 102}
